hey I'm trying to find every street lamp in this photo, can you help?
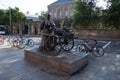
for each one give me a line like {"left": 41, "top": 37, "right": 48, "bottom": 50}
{"left": 2, "top": 4, "right": 12, "bottom": 34}
{"left": 9, "top": 7, "right": 12, "bottom": 34}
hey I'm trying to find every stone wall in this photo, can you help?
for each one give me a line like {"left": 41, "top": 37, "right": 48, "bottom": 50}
{"left": 73, "top": 29, "right": 120, "bottom": 39}
{"left": 11, "top": 21, "right": 41, "bottom": 35}
{"left": 48, "top": 1, "right": 74, "bottom": 20}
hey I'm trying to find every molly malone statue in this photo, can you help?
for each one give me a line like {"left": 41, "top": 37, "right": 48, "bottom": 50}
{"left": 39, "top": 13, "right": 55, "bottom": 51}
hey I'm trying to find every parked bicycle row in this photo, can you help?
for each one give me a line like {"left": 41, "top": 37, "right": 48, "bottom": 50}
{"left": 0, "top": 35, "right": 34, "bottom": 49}
{"left": 0, "top": 35, "right": 106, "bottom": 57}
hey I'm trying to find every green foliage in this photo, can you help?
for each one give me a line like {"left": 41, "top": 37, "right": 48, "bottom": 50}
{"left": 0, "top": 9, "right": 8, "bottom": 24}
{"left": 38, "top": 11, "right": 47, "bottom": 20}
{"left": 105, "top": 0, "right": 120, "bottom": 29}
{"left": 0, "top": 7, "right": 26, "bottom": 25}
{"left": 73, "top": 0, "right": 120, "bottom": 29}
{"left": 72, "top": 0, "right": 100, "bottom": 29}
{"left": 10, "top": 7, "right": 26, "bottom": 22}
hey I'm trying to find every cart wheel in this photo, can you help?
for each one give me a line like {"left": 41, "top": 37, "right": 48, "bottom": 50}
{"left": 61, "top": 38, "right": 74, "bottom": 51}
{"left": 46, "top": 36, "right": 61, "bottom": 56}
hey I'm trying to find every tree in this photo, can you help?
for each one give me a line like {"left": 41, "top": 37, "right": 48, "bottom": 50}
{"left": 105, "top": 0, "right": 120, "bottom": 29}
{"left": 39, "top": 11, "right": 47, "bottom": 20}
{"left": 0, "top": 9, "right": 8, "bottom": 24}
{"left": 72, "top": 0, "right": 100, "bottom": 29}
{"left": 9, "top": 7, "right": 26, "bottom": 22}
{"left": 0, "top": 7, "right": 26, "bottom": 25}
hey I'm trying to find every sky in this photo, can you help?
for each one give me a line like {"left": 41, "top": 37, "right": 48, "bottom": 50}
{"left": 0, "top": 0, "right": 57, "bottom": 15}
{"left": 0, "top": 0, "right": 106, "bottom": 15}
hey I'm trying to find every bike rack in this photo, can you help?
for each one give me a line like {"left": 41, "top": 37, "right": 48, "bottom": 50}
{"left": 103, "top": 41, "right": 112, "bottom": 49}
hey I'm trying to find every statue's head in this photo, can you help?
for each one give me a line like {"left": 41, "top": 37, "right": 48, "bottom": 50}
{"left": 46, "top": 13, "right": 51, "bottom": 20}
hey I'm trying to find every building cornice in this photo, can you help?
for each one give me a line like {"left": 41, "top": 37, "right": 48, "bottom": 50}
{"left": 48, "top": 0, "right": 74, "bottom": 7}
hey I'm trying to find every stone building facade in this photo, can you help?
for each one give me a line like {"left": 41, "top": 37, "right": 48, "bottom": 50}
{"left": 10, "top": 20, "right": 41, "bottom": 35}
{"left": 10, "top": 14, "right": 41, "bottom": 35}
{"left": 48, "top": 0, "right": 75, "bottom": 20}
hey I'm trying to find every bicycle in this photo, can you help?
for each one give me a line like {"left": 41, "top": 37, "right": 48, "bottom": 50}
{"left": 18, "top": 38, "right": 34, "bottom": 49}
{"left": 0, "top": 35, "right": 4, "bottom": 45}
{"left": 76, "top": 40, "right": 104, "bottom": 57}
{"left": 12, "top": 35, "right": 23, "bottom": 47}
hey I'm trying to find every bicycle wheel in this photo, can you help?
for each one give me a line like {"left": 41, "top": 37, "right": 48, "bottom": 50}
{"left": 7, "top": 38, "right": 12, "bottom": 46}
{"left": 0, "top": 39, "right": 4, "bottom": 45}
{"left": 54, "top": 38, "right": 62, "bottom": 55}
{"left": 22, "top": 39, "right": 27, "bottom": 44}
{"left": 0, "top": 35, "right": 4, "bottom": 45}
{"left": 13, "top": 40, "right": 19, "bottom": 47}
{"left": 77, "top": 44, "right": 87, "bottom": 53}
{"left": 28, "top": 39, "right": 34, "bottom": 47}
{"left": 92, "top": 46, "right": 104, "bottom": 57}
{"left": 17, "top": 40, "right": 26, "bottom": 49}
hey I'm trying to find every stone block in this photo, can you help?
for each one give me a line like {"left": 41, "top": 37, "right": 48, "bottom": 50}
{"left": 24, "top": 48, "right": 88, "bottom": 75}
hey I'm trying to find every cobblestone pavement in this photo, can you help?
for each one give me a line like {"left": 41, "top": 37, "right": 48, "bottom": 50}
{"left": 0, "top": 39, "right": 120, "bottom": 80}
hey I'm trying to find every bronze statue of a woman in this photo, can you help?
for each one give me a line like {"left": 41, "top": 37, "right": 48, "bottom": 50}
{"left": 39, "top": 13, "right": 55, "bottom": 51}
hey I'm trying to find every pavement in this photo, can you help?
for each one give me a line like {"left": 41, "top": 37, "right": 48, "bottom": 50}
{"left": 0, "top": 38, "right": 120, "bottom": 80}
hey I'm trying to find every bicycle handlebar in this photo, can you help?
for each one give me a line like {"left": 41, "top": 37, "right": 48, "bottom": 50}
{"left": 83, "top": 39, "right": 97, "bottom": 44}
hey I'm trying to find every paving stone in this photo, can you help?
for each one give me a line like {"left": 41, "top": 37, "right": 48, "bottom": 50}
{"left": 0, "top": 40, "right": 120, "bottom": 80}
{"left": 0, "top": 69, "right": 22, "bottom": 80}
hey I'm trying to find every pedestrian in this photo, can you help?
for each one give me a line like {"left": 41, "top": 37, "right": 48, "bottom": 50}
{"left": 24, "top": 24, "right": 29, "bottom": 34}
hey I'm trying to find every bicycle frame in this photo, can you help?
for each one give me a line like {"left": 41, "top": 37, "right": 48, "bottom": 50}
{"left": 82, "top": 40, "right": 97, "bottom": 52}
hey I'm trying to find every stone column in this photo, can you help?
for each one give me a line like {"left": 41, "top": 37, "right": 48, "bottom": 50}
{"left": 36, "top": 21, "right": 41, "bottom": 34}
{"left": 31, "top": 22, "right": 35, "bottom": 35}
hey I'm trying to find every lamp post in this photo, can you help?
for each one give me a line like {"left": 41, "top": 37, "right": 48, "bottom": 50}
{"left": 9, "top": 7, "right": 12, "bottom": 34}
{"left": 2, "top": 4, "right": 12, "bottom": 34}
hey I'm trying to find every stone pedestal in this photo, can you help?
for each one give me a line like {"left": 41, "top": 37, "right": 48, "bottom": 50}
{"left": 24, "top": 48, "right": 88, "bottom": 75}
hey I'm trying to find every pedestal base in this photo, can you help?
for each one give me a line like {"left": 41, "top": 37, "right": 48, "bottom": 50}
{"left": 24, "top": 48, "right": 88, "bottom": 75}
